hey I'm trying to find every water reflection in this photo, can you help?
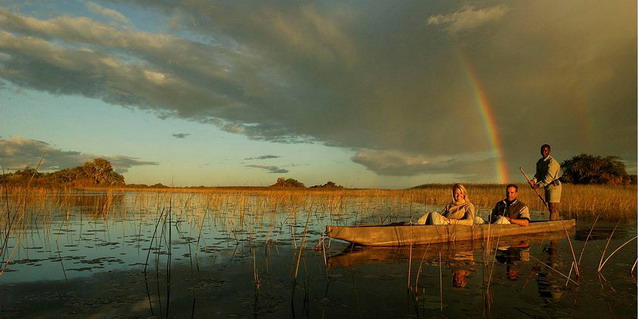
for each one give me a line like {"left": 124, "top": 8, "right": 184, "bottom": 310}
{"left": 495, "top": 244, "right": 530, "bottom": 281}
{"left": 327, "top": 231, "right": 568, "bottom": 270}
{"left": 0, "top": 191, "right": 635, "bottom": 318}
{"left": 536, "top": 240, "right": 564, "bottom": 303}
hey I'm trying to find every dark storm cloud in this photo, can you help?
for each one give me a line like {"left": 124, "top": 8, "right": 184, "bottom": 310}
{"left": 244, "top": 155, "right": 281, "bottom": 160}
{"left": 0, "top": 0, "right": 634, "bottom": 181}
{"left": 245, "top": 164, "right": 289, "bottom": 174}
{"left": 352, "top": 149, "right": 495, "bottom": 181}
{"left": 0, "top": 137, "right": 159, "bottom": 173}
{"left": 172, "top": 133, "right": 190, "bottom": 139}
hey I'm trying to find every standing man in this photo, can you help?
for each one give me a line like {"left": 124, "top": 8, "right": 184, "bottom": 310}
{"left": 531, "top": 144, "right": 562, "bottom": 220}
{"left": 490, "top": 184, "right": 530, "bottom": 226}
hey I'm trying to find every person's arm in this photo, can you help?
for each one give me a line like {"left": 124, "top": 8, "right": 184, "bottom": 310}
{"left": 505, "top": 216, "right": 529, "bottom": 227}
{"left": 507, "top": 206, "right": 530, "bottom": 227}
{"left": 451, "top": 203, "right": 475, "bottom": 225}
{"left": 531, "top": 159, "right": 541, "bottom": 185}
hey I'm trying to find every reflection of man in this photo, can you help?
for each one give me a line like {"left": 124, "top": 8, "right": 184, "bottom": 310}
{"left": 496, "top": 246, "right": 530, "bottom": 281}
{"left": 531, "top": 144, "right": 562, "bottom": 221}
{"left": 450, "top": 250, "right": 474, "bottom": 288}
{"left": 452, "top": 269, "right": 471, "bottom": 288}
{"left": 537, "top": 240, "right": 564, "bottom": 303}
{"left": 496, "top": 243, "right": 530, "bottom": 280}
{"left": 491, "top": 184, "right": 530, "bottom": 227}
{"left": 506, "top": 264, "right": 519, "bottom": 281}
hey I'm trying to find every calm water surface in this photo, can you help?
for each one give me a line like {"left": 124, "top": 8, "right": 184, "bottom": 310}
{"left": 0, "top": 191, "right": 635, "bottom": 318}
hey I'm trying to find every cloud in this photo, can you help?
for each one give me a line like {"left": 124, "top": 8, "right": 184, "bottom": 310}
{"left": 0, "top": 137, "right": 158, "bottom": 173}
{"left": 172, "top": 133, "right": 190, "bottom": 139}
{"left": 351, "top": 149, "right": 493, "bottom": 180}
{"left": 0, "top": 0, "right": 634, "bottom": 183}
{"left": 245, "top": 164, "right": 289, "bottom": 174}
{"left": 244, "top": 155, "right": 280, "bottom": 160}
{"left": 85, "top": 2, "right": 130, "bottom": 25}
{"left": 0, "top": 8, "right": 246, "bottom": 117}
{"left": 427, "top": 6, "right": 509, "bottom": 34}
{"left": 625, "top": 160, "right": 637, "bottom": 175}
{"left": 213, "top": 121, "right": 316, "bottom": 144}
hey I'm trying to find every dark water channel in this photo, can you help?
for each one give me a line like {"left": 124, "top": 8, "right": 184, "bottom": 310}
{"left": 0, "top": 191, "right": 635, "bottom": 318}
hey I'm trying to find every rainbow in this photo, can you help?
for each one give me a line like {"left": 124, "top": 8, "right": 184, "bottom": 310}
{"left": 458, "top": 53, "right": 510, "bottom": 184}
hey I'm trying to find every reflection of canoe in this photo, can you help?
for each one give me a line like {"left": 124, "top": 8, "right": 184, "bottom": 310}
{"left": 325, "top": 220, "right": 576, "bottom": 246}
{"left": 328, "top": 231, "right": 570, "bottom": 269}
{"left": 328, "top": 245, "right": 467, "bottom": 269}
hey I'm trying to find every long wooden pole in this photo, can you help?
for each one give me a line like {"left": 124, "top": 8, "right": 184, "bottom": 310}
{"left": 519, "top": 167, "right": 550, "bottom": 211}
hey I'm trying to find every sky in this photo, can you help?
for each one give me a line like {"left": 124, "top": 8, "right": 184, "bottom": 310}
{"left": 0, "top": 0, "right": 636, "bottom": 188}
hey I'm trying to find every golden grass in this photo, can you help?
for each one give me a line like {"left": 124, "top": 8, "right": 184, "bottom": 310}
{"left": 1, "top": 184, "right": 635, "bottom": 222}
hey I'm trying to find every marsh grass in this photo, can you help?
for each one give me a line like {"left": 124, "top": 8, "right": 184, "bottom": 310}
{"left": 0, "top": 183, "right": 634, "bottom": 236}
{"left": 90, "top": 183, "right": 636, "bottom": 219}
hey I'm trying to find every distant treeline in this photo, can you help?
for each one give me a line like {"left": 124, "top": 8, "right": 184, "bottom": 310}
{"left": 0, "top": 160, "right": 345, "bottom": 189}
{"left": 270, "top": 177, "right": 344, "bottom": 189}
{"left": 1, "top": 158, "right": 125, "bottom": 187}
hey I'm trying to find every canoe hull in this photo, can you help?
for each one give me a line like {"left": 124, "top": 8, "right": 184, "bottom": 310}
{"left": 325, "top": 220, "right": 576, "bottom": 246}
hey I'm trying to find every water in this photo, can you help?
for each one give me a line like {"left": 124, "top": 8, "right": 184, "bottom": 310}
{"left": 0, "top": 191, "right": 635, "bottom": 318}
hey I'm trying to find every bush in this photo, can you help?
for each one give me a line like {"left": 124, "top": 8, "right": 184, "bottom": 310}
{"left": 309, "top": 181, "right": 343, "bottom": 189}
{"left": 561, "top": 154, "right": 635, "bottom": 185}
{"left": 270, "top": 177, "right": 305, "bottom": 188}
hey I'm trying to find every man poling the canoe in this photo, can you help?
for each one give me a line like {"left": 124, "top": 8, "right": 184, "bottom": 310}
{"left": 521, "top": 144, "right": 563, "bottom": 221}
{"left": 519, "top": 167, "right": 549, "bottom": 211}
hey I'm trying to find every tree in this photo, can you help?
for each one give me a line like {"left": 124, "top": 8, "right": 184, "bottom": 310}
{"left": 271, "top": 177, "right": 305, "bottom": 188}
{"left": 1, "top": 167, "right": 40, "bottom": 184}
{"left": 310, "top": 181, "right": 344, "bottom": 189}
{"left": 561, "top": 154, "right": 635, "bottom": 185}
{"left": 81, "top": 158, "right": 125, "bottom": 185}
{"left": 0, "top": 158, "right": 126, "bottom": 186}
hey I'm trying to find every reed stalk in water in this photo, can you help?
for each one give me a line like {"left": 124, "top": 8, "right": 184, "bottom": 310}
{"left": 577, "top": 212, "right": 602, "bottom": 266}
{"left": 407, "top": 243, "right": 413, "bottom": 289}
{"left": 438, "top": 251, "right": 443, "bottom": 312}
{"left": 144, "top": 208, "right": 166, "bottom": 274}
{"left": 598, "top": 220, "right": 621, "bottom": 271}
{"left": 293, "top": 208, "right": 313, "bottom": 282}
{"left": 598, "top": 235, "right": 637, "bottom": 272}
{"left": 562, "top": 223, "right": 581, "bottom": 278}
{"left": 528, "top": 255, "right": 579, "bottom": 285}
{"left": 414, "top": 242, "right": 431, "bottom": 290}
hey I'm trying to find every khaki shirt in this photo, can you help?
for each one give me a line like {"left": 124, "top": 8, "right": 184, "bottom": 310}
{"left": 442, "top": 202, "right": 476, "bottom": 221}
{"left": 532, "top": 155, "right": 561, "bottom": 188}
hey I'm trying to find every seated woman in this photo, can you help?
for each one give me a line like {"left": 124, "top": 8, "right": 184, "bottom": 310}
{"left": 417, "top": 183, "right": 475, "bottom": 225}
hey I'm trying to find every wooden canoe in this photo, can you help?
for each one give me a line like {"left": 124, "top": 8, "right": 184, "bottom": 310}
{"left": 325, "top": 219, "right": 576, "bottom": 246}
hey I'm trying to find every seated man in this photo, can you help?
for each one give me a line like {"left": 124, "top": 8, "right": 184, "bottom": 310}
{"left": 490, "top": 184, "right": 530, "bottom": 227}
